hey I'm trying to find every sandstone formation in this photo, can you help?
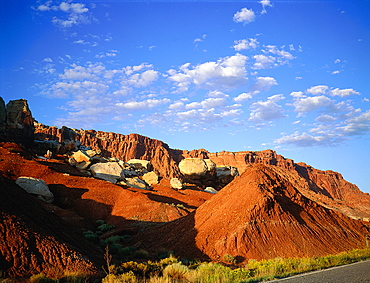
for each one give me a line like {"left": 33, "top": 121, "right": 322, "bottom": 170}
{"left": 15, "top": 177, "right": 54, "bottom": 203}
{"left": 132, "top": 164, "right": 369, "bottom": 262}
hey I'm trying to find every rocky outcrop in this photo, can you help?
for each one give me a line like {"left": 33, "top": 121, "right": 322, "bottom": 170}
{"left": 0, "top": 98, "right": 34, "bottom": 146}
{"left": 132, "top": 164, "right": 369, "bottom": 262}
{"left": 15, "top": 177, "right": 54, "bottom": 203}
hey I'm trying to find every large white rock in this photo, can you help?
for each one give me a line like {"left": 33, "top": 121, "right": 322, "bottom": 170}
{"left": 204, "top": 159, "right": 216, "bottom": 171}
{"left": 170, "top": 178, "right": 183, "bottom": 190}
{"left": 179, "top": 158, "right": 208, "bottom": 176}
{"left": 16, "top": 177, "right": 54, "bottom": 203}
{"left": 72, "top": 150, "right": 90, "bottom": 163}
{"left": 205, "top": 187, "right": 218, "bottom": 194}
{"left": 90, "top": 162, "right": 125, "bottom": 183}
{"left": 143, "top": 171, "right": 159, "bottom": 185}
{"left": 120, "top": 177, "right": 151, "bottom": 190}
{"left": 216, "top": 166, "right": 239, "bottom": 177}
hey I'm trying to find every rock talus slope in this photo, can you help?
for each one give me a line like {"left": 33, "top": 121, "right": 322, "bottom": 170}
{"left": 132, "top": 164, "right": 369, "bottom": 262}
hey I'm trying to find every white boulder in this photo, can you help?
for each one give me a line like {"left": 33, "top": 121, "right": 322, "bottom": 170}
{"left": 120, "top": 177, "right": 151, "bottom": 190}
{"left": 170, "top": 178, "right": 183, "bottom": 190}
{"left": 16, "top": 177, "right": 54, "bottom": 203}
{"left": 204, "top": 187, "right": 218, "bottom": 194}
{"left": 90, "top": 162, "right": 125, "bottom": 183}
{"left": 179, "top": 158, "right": 208, "bottom": 176}
{"left": 72, "top": 150, "right": 90, "bottom": 163}
{"left": 143, "top": 171, "right": 159, "bottom": 185}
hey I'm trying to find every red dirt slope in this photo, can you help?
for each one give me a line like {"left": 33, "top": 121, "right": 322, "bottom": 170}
{"left": 0, "top": 175, "right": 101, "bottom": 278}
{"left": 132, "top": 164, "right": 369, "bottom": 262}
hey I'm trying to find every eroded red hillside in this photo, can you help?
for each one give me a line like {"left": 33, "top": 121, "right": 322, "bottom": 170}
{"left": 34, "top": 124, "right": 370, "bottom": 220}
{"left": 131, "top": 164, "right": 369, "bottom": 262}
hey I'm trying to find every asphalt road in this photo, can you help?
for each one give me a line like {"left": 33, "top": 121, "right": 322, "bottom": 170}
{"left": 268, "top": 260, "right": 370, "bottom": 283}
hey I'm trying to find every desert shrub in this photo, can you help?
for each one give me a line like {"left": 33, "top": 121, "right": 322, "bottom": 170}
{"left": 29, "top": 273, "right": 56, "bottom": 283}
{"left": 59, "top": 271, "right": 88, "bottom": 283}
{"left": 162, "top": 263, "right": 190, "bottom": 281}
{"left": 96, "top": 220, "right": 105, "bottom": 226}
{"left": 156, "top": 249, "right": 174, "bottom": 260}
{"left": 102, "top": 272, "right": 137, "bottom": 283}
{"left": 223, "top": 254, "right": 237, "bottom": 264}
{"left": 159, "top": 254, "right": 179, "bottom": 266}
{"left": 133, "top": 249, "right": 150, "bottom": 259}
{"left": 98, "top": 223, "right": 116, "bottom": 233}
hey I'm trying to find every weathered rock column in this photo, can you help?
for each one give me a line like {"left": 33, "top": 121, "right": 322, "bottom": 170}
{"left": 3, "top": 98, "right": 35, "bottom": 146}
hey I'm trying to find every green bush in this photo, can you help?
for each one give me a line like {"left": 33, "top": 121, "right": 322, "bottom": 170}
{"left": 29, "top": 273, "right": 57, "bottom": 283}
{"left": 162, "top": 263, "right": 190, "bottom": 280}
{"left": 102, "top": 272, "right": 137, "bottom": 283}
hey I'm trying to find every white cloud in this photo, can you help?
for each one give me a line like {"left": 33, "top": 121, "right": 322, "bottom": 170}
{"left": 306, "top": 85, "right": 329, "bottom": 95}
{"left": 252, "top": 54, "right": 276, "bottom": 69}
{"left": 293, "top": 95, "right": 333, "bottom": 113}
{"left": 254, "top": 76, "right": 278, "bottom": 91}
{"left": 116, "top": 98, "right": 170, "bottom": 111}
{"left": 194, "top": 34, "right": 207, "bottom": 43}
{"left": 260, "top": 0, "right": 272, "bottom": 14}
{"left": 234, "top": 92, "right": 253, "bottom": 102}
{"left": 315, "top": 114, "right": 336, "bottom": 122}
{"left": 168, "top": 53, "right": 248, "bottom": 92}
{"left": 59, "top": 63, "right": 105, "bottom": 80}
{"left": 233, "top": 8, "right": 256, "bottom": 24}
{"left": 234, "top": 76, "right": 277, "bottom": 102}
{"left": 290, "top": 91, "right": 305, "bottom": 98}
{"left": 249, "top": 94, "right": 285, "bottom": 122}
{"left": 36, "top": 1, "right": 92, "bottom": 28}
{"left": 330, "top": 88, "right": 360, "bottom": 97}
{"left": 232, "top": 38, "right": 259, "bottom": 51}
{"left": 127, "top": 70, "right": 159, "bottom": 87}
{"left": 337, "top": 110, "right": 370, "bottom": 136}
{"left": 275, "top": 132, "right": 338, "bottom": 147}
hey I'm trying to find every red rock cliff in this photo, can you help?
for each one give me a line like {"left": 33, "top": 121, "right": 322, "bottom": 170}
{"left": 34, "top": 124, "right": 370, "bottom": 219}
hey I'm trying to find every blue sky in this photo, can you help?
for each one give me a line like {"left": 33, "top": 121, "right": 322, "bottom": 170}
{"left": 1, "top": 0, "right": 369, "bottom": 193}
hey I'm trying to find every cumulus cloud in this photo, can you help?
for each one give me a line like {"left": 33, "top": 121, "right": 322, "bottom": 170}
{"left": 260, "top": 0, "right": 272, "bottom": 14}
{"left": 330, "top": 88, "right": 360, "bottom": 97}
{"left": 167, "top": 53, "right": 248, "bottom": 92}
{"left": 249, "top": 94, "right": 285, "bottom": 122}
{"left": 232, "top": 38, "right": 259, "bottom": 51}
{"left": 234, "top": 76, "right": 277, "bottom": 102}
{"left": 127, "top": 70, "right": 159, "bottom": 88}
{"left": 252, "top": 54, "right": 276, "bottom": 69}
{"left": 233, "top": 8, "right": 256, "bottom": 24}
{"left": 35, "top": 1, "right": 93, "bottom": 28}
{"left": 306, "top": 85, "right": 329, "bottom": 95}
{"left": 275, "top": 132, "right": 339, "bottom": 147}
{"left": 293, "top": 95, "right": 333, "bottom": 113}
{"left": 116, "top": 98, "right": 170, "bottom": 111}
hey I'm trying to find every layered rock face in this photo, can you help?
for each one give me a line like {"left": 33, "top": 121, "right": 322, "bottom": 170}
{"left": 132, "top": 164, "right": 369, "bottom": 262}
{"left": 35, "top": 124, "right": 182, "bottom": 179}
{"left": 0, "top": 98, "right": 34, "bottom": 146}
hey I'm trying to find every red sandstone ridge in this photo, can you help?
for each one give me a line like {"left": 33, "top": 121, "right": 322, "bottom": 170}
{"left": 34, "top": 123, "right": 370, "bottom": 220}
{"left": 132, "top": 164, "right": 369, "bottom": 262}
